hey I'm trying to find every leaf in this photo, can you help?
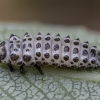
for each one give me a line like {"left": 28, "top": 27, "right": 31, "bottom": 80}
{"left": 0, "top": 23, "right": 100, "bottom": 100}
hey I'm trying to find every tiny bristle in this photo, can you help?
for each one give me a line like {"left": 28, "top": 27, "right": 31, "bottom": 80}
{"left": 93, "top": 46, "right": 97, "bottom": 48}
{"left": 47, "top": 33, "right": 50, "bottom": 35}
{"left": 76, "top": 38, "right": 80, "bottom": 41}
{"left": 10, "top": 34, "right": 14, "bottom": 38}
{"left": 38, "top": 32, "right": 41, "bottom": 35}
{"left": 56, "top": 34, "right": 60, "bottom": 36}
{"left": 66, "top": 35, "right": 70, "bottom": 38}
{"left": 84, "top": 41, "right": 89, "bottom": 44}
{"left": 24, "top": 32, "right": 28, "bottom": 36}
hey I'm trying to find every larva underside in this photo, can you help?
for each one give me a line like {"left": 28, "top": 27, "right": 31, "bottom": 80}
{"left": 0, "top": 32, "right": 100, "bottom": 75}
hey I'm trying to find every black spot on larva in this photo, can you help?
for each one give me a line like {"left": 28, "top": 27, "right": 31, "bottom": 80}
{"left": 90, "top": 49, "right": 96, "bottom": 57}
{"left": 23, "top": 39, "right": 26, "bottom": 42}
{"left": 83, "top": 58, "right": 88, "bottom": 63}
{"left": 52, "top": 63, "right": 58, "bottom": 66}
{"left": 54, "top": 38, "right": 60, "bottom": 41}
{"left": 45, "top": 43, "right": 50, "bottom": 50}
{"left": 51, "top": 59, "right": 54, "bottom": 62}
{"left": 10, "top": 34, "right": 14, "bottom": 38}
{"left": 14, "top": 49, "right": 18, "bottom": 51}
{"left": 10, "top": 41, "right": 13, "bottom": 43}
{"left": 84, "top": 41, "right": 89, "bottom": 44}
{"left": 93, "top": 46, "right": 97, "bottom": 48}
{"left": 35, "top": 57, "right": 38, "bottom": 60}
{"left": 16, "top": 44, "right": 20, "bottom": 48}
{"left": 16, "top": 40, "right": 20, "bottom": 43}
{"left": 13, "top": 37, "right": 17, "bottom": 40}
{"left": 45, "top": 37, "right": 50, "bottom": 41}
{"left": 2, "top": 47, "right": 6, "bottom": 52}
{"left": 26, "top": 35, "right": 30, "bottom": 37}
{"left": 0, "top": 41, "right": 5, "bottom": 47}
{"left": 54, "top": 54, "right": 59, "bottom": 59}
{"left": 64, "top": 39, "right": 70, "bottom": 43}
{"left": 71, "top": 65, "right": 77, "bottom": 68}
{"left": 30, "top": 62, "right": 34, "bottom": 65}
{"left": 54, "top": 44, "right": 59, "bottom": 51}
{"left": 91, "top": 60, "right": 96, "bottom": 64}
{"left": 23, "top": 55, "right": 31, "bottom": 62}
{"left": 97, "top": 52, "right": 100, "bottom": 62}
{"left": 36, "top": 52, "right": 41, "bottom": 57}
{"left": 26, "top": 49, "right": 30, "bottom": 52}
{"left": 82, "top": 50, "right": 88, "bottom": 56}
{"left": 0, "top": 47, "right": 6, "bottom": 60}
{"left": 43, "top": 62, "right": 48, "bottom": 65}
{"left": 61, "top": 60, "right": 64, "bottom": 63}
{"left": 56, "top": 34, "right": 60, "bottom": 36}
{"left": 28, "top": 38, "right": 32, "bottom": 41}
{"left": 73, "top": 48, "right": 78, "bottom": 54}
{"left": 24, "top": 32, "right": 28, "bottom": 36}
{"left": 42, "top": 58, "right": 45, "bottom": 61}
{"left": 74, "top": 41, "right": 79, "bottom": 45}
{"left": 63, "top": 55, "right": 69, "bottom": 61}
{"left": 76, "top": 38, "right": 80, "bottom": 41}
{"left": 23, "top": 44, "right": 26, "bottom": 49}
{"left": 47, "top": 33, "right": 50, "bottom": 35}
{"left": 28, "top": 43, "right": 32, "bottom": 48}
{"left": 10, "top": 54, "right": 19, "bottom": 61}
{"left": 36, "top": 37, "right": 41, "bottom": 40}
{"left": 36, "top": 61, "right": 41, "bottom": 65}
{"left": 64, "top": 46, "right": 69, "bottom": 52}
{"left": 70, "top": 62, "right": 73, "bottom": 64}
{"left": 80, "top": 63, "right": 83, "bottom": 65}
{"left": 36, "top": 43, "right": 41, "bottom": 48}
{"left": 73, "top": 57, "right": 79, "bottom": 62}
{"left": 83, "top": 44, "right": 88, "bottom": 48}
{"left": 38, "top": 32, "right": 41, "bottom": 35}
{"left": 10, "top": 44, "right": 13, "bottom": 48}
{"left": 44, "top": 53, "right": 49, "bottom": 58}
{"left": 88, "top": 63, "right": 91, "bottom": 65}
{"left": 17, "top": 61, "right": 22, "bottom": 65}
{"left": 66, "top": 35, "right": 70, "bottom": 38}
{"left": 61, "top": 64, "right": 67, "bottom": 67}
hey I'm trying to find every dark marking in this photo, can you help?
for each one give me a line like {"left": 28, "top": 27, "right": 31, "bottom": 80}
{"left": 71, "top": 65, "right": 77, "bottom": 68}
{"left": 97, "top": 52, "right": 100, "bottom": 62}
{"left": 54, "top": 44, "right": 59, "bottom": 51}
{"left": 38, "top": 32, "right": 41, "bottom": 35}
{"left": 88, "top": 63, "right": 91, "bottom": 65}
{"left": 84, "top": 41, "right": 89, "bottom": 44}
{"left": 13, "top": 37, "right": 17, "bottom": 40}
{"left": 26, "top": 35, "right": 30, "bottom": 37}
{"left": 28, "top": 38, "right": 32, "bottom": 41}
{"left": 76, "top": 38, "right": 80, "bottom": 41}
{"left": 82, "top": 50, "right": 88, "bottom": 56}
{"left": 93, "top": 46, "right": 97, "bottom": 48}
{"left": 17, "top": 61, "right": 23, "bottom": 65}
{"left": 73, "top": 57, "right": 79, "bottom": 62}
{"left": 24, "top": 32, "right": 28, "bottom": 36}
{"left": 14, "top": 49, "right": 18, "bottom": 51}
{"left": 74, "top": 41, "right": 79, "bottom": 45}
{"left": 45, "top": 37, "right": 50, "bottom": 41}
{"left": 16, "top": 40, "right": 20, "bottom": 43}
{"left": 45, "top": 43, "right": 50, "bottom": 50}
{"left": 73, "top": 48, "right": 78, "bottom": 54}
{"left": 10, "top": 44, "right": 13, "bottom": 48}
{"left": 90, "top": 49, "right": 96, "bottom": 57}
{"left": 61, "top": 64, "right": 67, "bottom": 67}
{"left": 83, "top": 58, "right": 88, "bottom": 63}
{"left": 36, "top": 61, "right": 41, "bottom": 65}
{"left": 36, "top": 52, "right": 41, "bottom": 57}
{"left": 0, "top": 41, "right": 5, "bottom": 47}
{"left": 10, "top": 41, "right": 13, "bottom": 43}
{"left": 23, "top": 55, "right": 31, "bottom": 62}
{"left": 30, "top": 62, "right": 34, "bottom": 65}
{"left": 42, "top": 58, "right": 45, "bottom": 61}
{"left": 80, "top": 63, "right": 83, "bottom": 65}
{"left": 64, "top": 39, "right": 70, "bottom": 43}
{"left": 52, "top": 63, "right": 58, "bottom": 66}
{"left": 10, "top": 34, "right": 14, "bottom": 38}
{"left": 70, "top": 62, "right": 73, "bottom": 64}
{"left": 23, "top": 39, "right": 26, "bottom": 42}
{"left": 56, "top": 34, "right": 60, "bottom": 36}
{"left": 23, "top": 44, "right": 26, "bottom": 49}
{"left": 54, "top": 38, "right": 60, "bottom": 41}
{"left": 66, "top": 35, "right": 70, "bottom": 38}
{"left": 47, "top": 33, "right": 50, "bottom": 35}
{"left": 35, "top": 57, "right": 37, "bottom": 60}
{"left": 36, "top": 43, "right": 41, "bottom": 48}
{"left": 20, "top": 65, "right": 24, "bottom": 74}
{"left": 91, "top": 60, "right": 96, "bottom": 64}
{"left": 61, "top": 60, "right": 64, "bottom": 63}
{"left": 64, "top": 46, "right": 69, "bottom": 52}
{"left": 10, "top": 53, "right": 19, "bottom": 61}
{"left": 28, "top": 43, "right": 32, "bottom": 48}
{"left": 44, "top": 53, "right": 49, "bottom": 58}
{"left": 63, "top": 55, "right": 69, "bottom": 61}
{"left": 83, "top": 44, "right": 88, "bottom": 48}
{"left": 54, "top": 54, "right": 59, "bottom": 59}
{"left": 7, "top": 63, "right": 14, "bottom": 72}
{"left": 36, "top": 36, "right": 41, "bottom": 40}
{"left": 26, "top": 49, "right": 30, "bottom": 52}
{"left": 16, "top": 44, "right": 20, "bottom": 48}
{"left": 43, "top": 62, "right": 48, "bottom": 65}
{"left": 51, "top": 59, "right": 54, "bottom": 62}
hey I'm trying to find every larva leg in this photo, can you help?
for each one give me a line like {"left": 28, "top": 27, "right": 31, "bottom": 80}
{"left": 20, "top": 65, "right": 24, "bottom": 74}
{"left": 7, "top": 63, "right": 14, "bottom": 72}
{"left": 35, "top": 64, "right": 44, "bottom": 75}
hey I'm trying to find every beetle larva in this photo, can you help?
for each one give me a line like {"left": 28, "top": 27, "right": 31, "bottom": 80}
{"left": 0, "top": 32, "right": 99, "bottom": 75}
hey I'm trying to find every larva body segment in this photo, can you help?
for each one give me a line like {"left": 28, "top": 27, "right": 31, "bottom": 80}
{"left": 0, "top": 32, "right": 99, "bottom": 74}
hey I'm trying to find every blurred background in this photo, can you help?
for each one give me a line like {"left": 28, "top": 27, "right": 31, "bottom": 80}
{"left": 0, "top": 0, "right": 100, "bottom": 31}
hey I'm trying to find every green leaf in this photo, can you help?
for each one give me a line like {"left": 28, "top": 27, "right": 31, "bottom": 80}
{"left": 0, "top": 23, "right": 100, "bottom": 100}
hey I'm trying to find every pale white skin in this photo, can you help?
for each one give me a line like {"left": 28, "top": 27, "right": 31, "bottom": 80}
{"left": 0, "top": 33, "right": 99, "bottom": 69}
{"left": 9, "top": 35, "right": 22, "bottom": 66}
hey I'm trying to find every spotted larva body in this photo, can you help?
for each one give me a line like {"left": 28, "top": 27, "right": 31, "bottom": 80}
{"left": 0, "top": 32, "right": 99, "bottom": 74}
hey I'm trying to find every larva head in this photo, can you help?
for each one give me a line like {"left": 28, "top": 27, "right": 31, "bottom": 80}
{"left": 0, "top": 41, "right": 6, "bottom": 61}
